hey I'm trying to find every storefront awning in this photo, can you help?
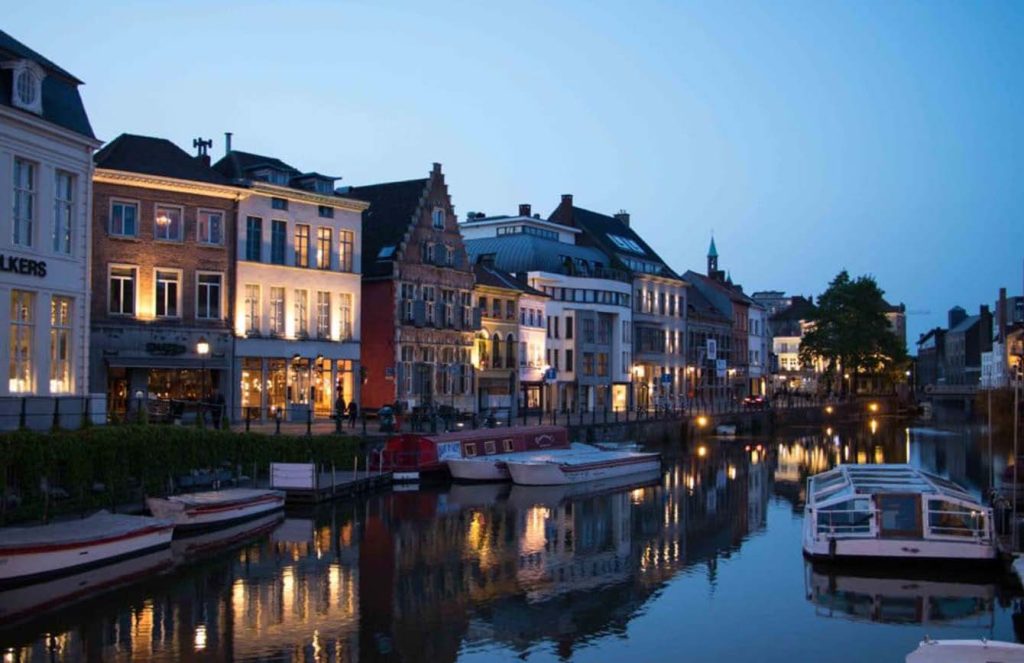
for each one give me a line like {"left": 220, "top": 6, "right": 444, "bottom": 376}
{"left": 105, "top": 356, "right": 231, "bottom": 370}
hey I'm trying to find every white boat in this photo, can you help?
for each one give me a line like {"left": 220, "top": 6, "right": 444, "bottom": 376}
{"left": 446, "top": 443, "right": 600, "bottom": 481}
{"left": 0, "top": 511, "right": 174, "bottom": 588}
{"left": 906, "top": 639, "right": 1024, "bottom": 663}
{"left": 505, "top": 449, "right": 661, "bottom": 486}
{"left": 147, "top": 488, "right": 285, "bottom": 534}
{"left": 803, "top": 464, "right": 997, "bottom": 564}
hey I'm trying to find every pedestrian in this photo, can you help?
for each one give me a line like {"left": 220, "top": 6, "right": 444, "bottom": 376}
{"left": 348, "top": 400, "right": 358, "bottom": 428}
{"left": 213, "top": 390, "right": 226, "bottom": 428}
{"left": 335, "top": 393, "right": 346, "bottom": 422}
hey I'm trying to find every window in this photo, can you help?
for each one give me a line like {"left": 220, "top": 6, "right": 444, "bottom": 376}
{"left": 154, "top": 205, "right": 183, "bottom": 241}
{"left": 432, "top": 207, "right": 445, "bottom": 229}
{"left": 520, "top": 342, "right": 527, "bottom": 367}
{"left": 50, "top": 296, "right": 72, "bottom": 393}
{"left": 401, "top": 283, "right": 416, "bottom": 323}
{"left": 338, "top": 230, "right": 354, "bottom": 272}
{"left": 316, "top": 291, "right": 331, "bottom": 338}
{"left": 318, "top": 205, "right": 334, "bottom": 218}
{"left": 566, "top": 349, "right": 574, "bottom": 372}
{"left": 198, "top": 210, "right": 223, "bottom": 245}
{"left": 506, "top": 334, "right": 515, "bottom": 367}
{"left": 423, "top": 242, "right": 434, "bottom": 264}
{"left": 271, "top": 220, "right": 287, "bottom": 264}
{"left": 553, "top": 316, "right": 560, "bottom": 339}
{"left": 110, "top": 200, "right": 138, "bottom": 237}
{"left": 583, "top": 352, "right": 595, "bottom": 376}
{"left": 109, "top": 266, "right": 137, "bottom": 315}
{"left": 294, "top": 289, "right": 308, "bottom": 337}
{"left": 492, "top": 334, "right": 502, "bottom": 368}
{"left": 597, "top": 352, "right": 609, "bottom": 377}
{"left": 424, "top": 286, "right": 436, "bottom": 325}
{"left": 9, "top": 290, "right": 34, "bottom": 392}
{"left": 270, "top": 287, "right": 285, "bottom": 335}
{"left": 295, "top": 225, "right": 310, "bottom": 267}
{"left": 583, "top": 318, "right": 595, "bottom": 343}
{"left": 53, "top": 171, "right": 73, "bottom": 254}
{"left": 598, "top": 317, "right": 612, "bottom": 344}
{"left": 245, "top": 217, "right": 262, "bottom": 261}
{"left": 15, "top": 69, "right": 38, "bottom": 108}
{"left": 492, "top": 298, "right": 501, "bottom": 319}
{"left": 155, "top": 269, "right": 180, "bottom": 318}
{"left": 317, "top": 227, "right": 332, "bottom": 269}
{"left": 244, "top": 284, "right": 261, "bottom": 333}
{"left": 196, "top": 273, "right": 222, "bottom": 319}
{"left": 506, "top": 300, "right": 515, "bottom": 320}
{"left": 338, "top": 293, "right": 353, "bottom": 340}
{"left": 271, "top": 197, "right": 288, "bottom": 210}
{"left": 13, "top": 158, "right": 34, "bottom": 246}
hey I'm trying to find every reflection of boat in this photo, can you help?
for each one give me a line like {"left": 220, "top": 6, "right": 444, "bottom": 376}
{"left": 803, "top": 465, "right": 996, "bottom": 564}
{"left": 171, "top": 511, "right": 284, "bottom": 560}
{"left": 905, "top": 639, "right": 1024, "bottom": 662}
{"left": 715, "top": 424, "right": 737, "bottom": 437}
{"left": 381, "top": 425, "right": 569, "bottom": 481}
{"left": 444, "top": 482, "right": 511, "bottom": 510}
{"left": 448, "top": 443, "right": 598, "bottom": 481}
{"left": 0, "top": 511, "right": 174, "bottom": 588}
{"left": 806, "top": 563, "right": 996, "bottom": 627}
{"left": 506, "top": 449, "right": 661, "bottom": 486}
{"left": 508, "top": 469, "right": 662, "bottom": 509}
{"left": 0, "top": 547, "right": 173, "bottom": 624}
{"left": 147, "top": 488, "right": 285, "bottom": 534}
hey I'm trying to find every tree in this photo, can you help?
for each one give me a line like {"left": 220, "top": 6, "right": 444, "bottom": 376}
{"left": 799, "top": 270, "right": 908, "bottom": 395}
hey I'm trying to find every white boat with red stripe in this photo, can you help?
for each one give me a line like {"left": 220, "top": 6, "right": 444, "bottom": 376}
{"left": 146, "top": 488, "right": 285, "bottom": 534}
{"left": 505, "top": 449, "right": 662, "bottom": 486}
{"left": 0, "top": 511, "right": 174, "bottom": 589}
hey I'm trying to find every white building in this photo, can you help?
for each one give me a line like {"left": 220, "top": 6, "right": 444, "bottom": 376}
{"left": 747, "top": 302, "right": 770, "bottom": 396}
{"left": 0, "top": 31, "right": 101, "bottom": 419}
{"left": 214, "top": 148, "right": 368, "bottom": 422}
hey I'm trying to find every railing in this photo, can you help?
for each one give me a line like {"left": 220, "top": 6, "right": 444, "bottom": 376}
{"left": 815, "top": 509, "right": 874, "bottom": 535}
{"left": 927, "top": 509, "right": 988, "bottom": 539}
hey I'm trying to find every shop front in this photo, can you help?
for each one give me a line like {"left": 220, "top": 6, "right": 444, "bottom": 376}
{"left": 238, "top": 354, "right": 356, "bottom": 422}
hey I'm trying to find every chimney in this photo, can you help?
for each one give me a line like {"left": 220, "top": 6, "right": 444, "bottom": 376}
{"left": 614, "top": 210, "right": 630, "bottom": 226}
{"left": 224, "top": 132, "right": 233, "bottom": 154}
{"left": 519, "top": 204, "right": 531, "bottom": 217}
{"left": 432, "top": 162, "right": 442, "bottom": 175}
{"left": 948, "top": 306, "right": 966, "bottom": 329}
{"left": 561, "top": 194, "right": 573, "bottom": 206}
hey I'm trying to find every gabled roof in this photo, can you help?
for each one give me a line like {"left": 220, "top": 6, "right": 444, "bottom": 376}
{"left": 464, "top": 235, "right": 611, "bottom": 277}
{"left": 342, "top": 178, "right": 429, "bottom": 278}
{"left": 686, "top": 285, "right": 730, "bottom": 325}
{"left": 473, "top": 264, "right": 548, "bottom": 297}
{"left": 95, "top": 134, "right": 233, "bottom": 185}
{"left": 212, "top": 150, "right": 301, "bottom": 180}
{"left": 770, "top": 295, "right": 816, "bottom": 323}
{"left": 0, "top": 29, "right": 94, "bottom": 139}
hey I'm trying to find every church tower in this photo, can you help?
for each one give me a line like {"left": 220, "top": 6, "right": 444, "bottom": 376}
{"left": 707, "top": 236, "right": 719, "bottom": 276}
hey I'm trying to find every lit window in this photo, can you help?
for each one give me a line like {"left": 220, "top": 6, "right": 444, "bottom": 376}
{"left": 316, "top": 291, "right": 331, "bottom": 338}
{"left": 338, "top": 293, "right": 353, "bottom": 340}
{"left": 245, "top": 284, "right": 261, "bottom": 333}
{"left": 339, "top": 230, "right": 354, "bottom": 272}
{"left": 294, "top": 289, "right": 308, "bottom": 337}
{"left": 154, "top": 205, "right": 182, "bottom": 241}
{"left": 269, "top": 287, "right": 285, "bottom": 335}
{"left": 10, "top": 290, "right": 35, "bottom": 392}
{"left": 50, "top": 296, "right": 73, "bottom": 393}
{"left": 295, "top": 225, "right": 310, "bottom": 267}
{"left": 317, "top": 227, "right": 332, "bottom": 269}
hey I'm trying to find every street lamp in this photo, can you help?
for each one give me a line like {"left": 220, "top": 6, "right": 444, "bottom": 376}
{"left": 197, "top": 336, "right": 210, "bottom": 425}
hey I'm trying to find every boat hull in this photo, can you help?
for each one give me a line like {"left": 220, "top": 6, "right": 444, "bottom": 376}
{"left": 147, "top": 489, "right": 285, "bottom": 534}
{"left": 802, "top": 534, "right": 997, "bottom": 564}
{"left": 507, "top": 455, "right": 661, "bottom": 486}
{"left": 447, "top": 458, "right": 509, "bottom": 481}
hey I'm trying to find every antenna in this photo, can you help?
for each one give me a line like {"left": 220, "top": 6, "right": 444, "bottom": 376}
{"left": 192, "top": 137, "right": 213, "bottom": 156}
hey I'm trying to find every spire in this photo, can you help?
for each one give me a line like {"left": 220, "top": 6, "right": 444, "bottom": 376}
{"left": 708, "top": 236, "right": 718, "bottom": 258}
{"left": 707, "top": 234, "right": 719, "bottom": 277}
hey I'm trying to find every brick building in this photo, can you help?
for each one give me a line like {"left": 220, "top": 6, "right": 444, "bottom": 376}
{"left": 91, "top": 134, "right": 240, "bottom": 417}
{"left": 347, "top": 163, "right": 476, "bottom": 413}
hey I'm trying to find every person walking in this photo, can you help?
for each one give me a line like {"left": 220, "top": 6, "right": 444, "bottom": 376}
{"left": 335, "top": 393, "right": 346, "bottom": 431}
{"left": 348, "top": 400, "right": 358, "bottom": 429}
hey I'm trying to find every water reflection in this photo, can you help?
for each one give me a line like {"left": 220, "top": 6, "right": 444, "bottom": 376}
{"left": 2, "top": 419, "right": 1020, "bottom": 662}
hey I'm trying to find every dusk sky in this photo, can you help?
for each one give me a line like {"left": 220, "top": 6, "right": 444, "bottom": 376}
{"left": 8, "top": 1, "right": 1022, "bottom": 343}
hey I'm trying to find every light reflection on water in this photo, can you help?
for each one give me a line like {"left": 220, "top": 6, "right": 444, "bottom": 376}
{"left": 2, "top": 419, "right": 1022, "bottom": 662}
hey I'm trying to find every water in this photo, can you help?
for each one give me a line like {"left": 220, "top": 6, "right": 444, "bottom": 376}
{"left": 3, "top": 419, "right": 1022, "bottom": 662}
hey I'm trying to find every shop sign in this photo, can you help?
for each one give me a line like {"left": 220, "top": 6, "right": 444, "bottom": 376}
{"left": 0, "top": 255, "right": 46, "bottom": 277}
{"left": 146, "top": 342, "right": 187, "bottom": 356}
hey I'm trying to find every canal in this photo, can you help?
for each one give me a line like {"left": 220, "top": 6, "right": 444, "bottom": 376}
{"left": 2, "top": 418, "right": 1022, "bottom": 662}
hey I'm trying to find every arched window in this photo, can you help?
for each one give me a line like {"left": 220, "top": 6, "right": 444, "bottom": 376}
{"left": 506, "top": 334, "right": 516, "bottom": 369}
{"left": 492, "top": 334, "right": 502, "bottom": 369}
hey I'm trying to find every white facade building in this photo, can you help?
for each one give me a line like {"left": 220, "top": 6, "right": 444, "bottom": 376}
{"left": 747, "top": 303, "right": 769, "bottom": 395}
{"left": 0, "top": 32, "right": 100, "bottom": 414}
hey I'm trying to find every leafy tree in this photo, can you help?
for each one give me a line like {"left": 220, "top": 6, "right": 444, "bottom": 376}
{"left": 799, "top": 270, "right": 908, "bottom": 395}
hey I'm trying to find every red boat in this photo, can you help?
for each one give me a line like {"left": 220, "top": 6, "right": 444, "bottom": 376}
{"left": 380, "top": 425, "right": 569, "bottom": 481}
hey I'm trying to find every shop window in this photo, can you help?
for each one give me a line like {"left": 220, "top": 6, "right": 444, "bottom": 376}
{"left": 49, "top": 295, "right": 72, "bottom": 393}
{"left": 10, "top": 290, "right": 35, "bottom": 392}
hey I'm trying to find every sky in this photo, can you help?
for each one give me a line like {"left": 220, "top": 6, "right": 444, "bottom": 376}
{"left": 7, "top": 1, "right": 1023, "bottom": 344}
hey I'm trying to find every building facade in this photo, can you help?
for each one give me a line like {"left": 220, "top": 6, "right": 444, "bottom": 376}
{"left": 747, "top": 302, "right": 769, "bottom": 396}
{"left": 91, "top": 135, "right": 241, "bottom": 418}
{"left": 0, "top": 31, "right": 100, "bottom": 406}
{"left": 214, "top": 148, "right": 367, "bottom": 421}
{"left": 350, "top": 164, "right": 476, "bottom": 413}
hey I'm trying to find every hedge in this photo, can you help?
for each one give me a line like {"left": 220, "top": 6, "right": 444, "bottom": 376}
{"left": 0, "top": 426, "right": 363, "bottom": 524}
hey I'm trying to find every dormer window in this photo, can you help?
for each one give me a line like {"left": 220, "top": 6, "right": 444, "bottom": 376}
{"left": 6, "top": 60, "right": 44, "bottom": 115}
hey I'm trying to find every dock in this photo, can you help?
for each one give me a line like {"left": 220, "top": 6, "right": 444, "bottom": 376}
{"left": 269, "top": 463, "right": 392, "bottom": 504}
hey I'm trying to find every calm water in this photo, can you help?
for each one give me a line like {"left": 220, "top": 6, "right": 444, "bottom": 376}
{"left": 3, "top": 419, "right": 1023, "bottom": 662}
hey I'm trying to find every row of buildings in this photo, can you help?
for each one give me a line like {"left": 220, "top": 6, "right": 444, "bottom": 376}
{"left": 0, "top": 30, "right": 867, "bottom": 423}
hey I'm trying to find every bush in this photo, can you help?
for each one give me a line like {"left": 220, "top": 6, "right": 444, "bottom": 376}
{"left": 0, "top": 426, "right": 362, "bottom": 524}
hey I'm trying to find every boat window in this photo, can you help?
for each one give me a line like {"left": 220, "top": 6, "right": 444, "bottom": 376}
{"left": 465, "top": 443, "right": 477, "bottom": 457}
{"left": 484, "top": 440, "right": 496, "bottom": 455}
{"left": 502, "top": 438, "right": 514, "bottom": 452}
{"left": 879, "top": 495, "right": 920, "bottom": 535}
{"left": 928, "top": 499, "right": 985, "bottom": 538}
{"left": 816, "top": 499, "right": 872, "bottom": 534}
{"left": 813, "top": 473, "right": 848, "bottom": 498}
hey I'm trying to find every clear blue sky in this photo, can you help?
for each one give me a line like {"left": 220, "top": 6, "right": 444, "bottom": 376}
{"left": 8, "top": 1, "right": 1023, "bottom": 343}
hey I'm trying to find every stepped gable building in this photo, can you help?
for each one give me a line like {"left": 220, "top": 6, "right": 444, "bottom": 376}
{"left": 0, "top": 30, "right": 100, "bottom": 409}
{"left": 345, "top": 163, "right": 476, "bottom": 413}
{"left": 547, "top": 196, "right": 688, "bottom": 411}
{"left": 214, "top": 143, "right": 367, "bottom": 422}
{"left": 91, "top": 134, "right": 241, "bottom": 418}
{"left": 462, "top": 203, "right": 633, "bottom": 413}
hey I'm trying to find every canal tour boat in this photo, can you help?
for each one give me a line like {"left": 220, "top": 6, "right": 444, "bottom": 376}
{"left": 905, "top": 639, "right": 1024, "bottom": 663}
{"left": 803, "top": 464, "right": 997, "bottom": 565}
{"left": 505, "top": 448, "right": 662, "bottom": 486}
{"left": 380, "top": 425, "right": 569, "bottom": 481}
{"left": 447, "top": 443, "right": 600, "bottom": 481}
{"left": 0, "top": 511, "right": 174, "bottom": 588}
{"left": 146, "top": 488, "right": 285, "bottom": 534}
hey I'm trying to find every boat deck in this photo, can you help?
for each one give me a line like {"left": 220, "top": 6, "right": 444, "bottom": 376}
{"left": 274, "top": 470, "right": 393, "bottom": 504}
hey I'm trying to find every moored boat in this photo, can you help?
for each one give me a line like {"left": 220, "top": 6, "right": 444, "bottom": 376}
{"left": 505, "top": 448, "right": 661, "bottom": 486}
{"left": 0, "top": 511, "right": 174, "bottom": 588}
{"left": 446, "top": 442, "right": 599, "bottom": 481}
{"left": 803, "top": 464, "right": 996, "bottom": 565}
{"left": 906, "top": 639, "right": 1024, "bottom": 663}
{"left": 171, "top": 510, "right": 284, "bottom": 560}
{"left": 146, "top": 488, "right": 285, "bottom": 534}
{"left": 380, "top": 425, "right": 569, "bottom": 481}
{"left": 508, "top": 468, "right": 662, "bottom": 509}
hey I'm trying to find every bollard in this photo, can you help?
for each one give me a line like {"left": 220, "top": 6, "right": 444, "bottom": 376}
{"left": 19, "top": 397, "right": 27, "bottom": 429}
{"left": 52, "top": 398, "right": 60, "bottom": 430}
{"left": 82, "top": 395, "right": 90, "bottom": 429}
{"left": 275, "top": 409, "right": 282, "bottom": 435}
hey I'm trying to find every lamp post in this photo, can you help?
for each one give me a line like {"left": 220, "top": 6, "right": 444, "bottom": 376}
{"left": 197, "top": 336, "right": 210, "bottom": 426}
